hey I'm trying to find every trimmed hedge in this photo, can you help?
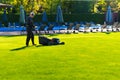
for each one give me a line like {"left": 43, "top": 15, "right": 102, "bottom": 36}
{"left": 0, "top": 13, "right": 118, "bottom": 25}
{"left": 34, "top": 13, "right": 105, "bottom": 24}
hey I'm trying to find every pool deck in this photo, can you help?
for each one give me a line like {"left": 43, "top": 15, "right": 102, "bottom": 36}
{"left": 0, "top": 31, "right": 27, "bottom": 36}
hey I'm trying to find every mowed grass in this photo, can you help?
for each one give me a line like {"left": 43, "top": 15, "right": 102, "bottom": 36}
{"left": 0, "top": 33, "right": 120, "bottom": 80}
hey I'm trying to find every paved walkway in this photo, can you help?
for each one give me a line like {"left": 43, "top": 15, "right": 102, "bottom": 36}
{"left": 0, "top": 31, "right": 27, "bottom": 36}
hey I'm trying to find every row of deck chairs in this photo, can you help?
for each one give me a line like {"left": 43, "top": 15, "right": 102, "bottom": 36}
{"left": 0, "top": 22, "right": 120, "bottom": 34}
{"left": 101, "top": 22, "right": 120, "bottom": 32}
{"left": 37, "top": 21, "right": 120, "bottom": 34}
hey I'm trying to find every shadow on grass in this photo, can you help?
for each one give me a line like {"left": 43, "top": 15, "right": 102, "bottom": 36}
{"left": 10, "top": 46, "right": 27, "bottom": 51}
{"left": 35, "top": 44, "right": 56, "bottom": 47}
{"left": 83, "top": 32, "right": 89, "bottom": 34}
{"left": 105, "top": 32, "right": 111, "bottom": 34}
{"left": 36, "top": 43, "right": 65, "bottom": 47}
{"left": 10, "top": 43, "right": 65, "bottom": 51}
{"left": 102, "top": 32, "right": 111, "bottom": 34}
{"left": 10, "top": 45, "right": 47, "bottom": 51}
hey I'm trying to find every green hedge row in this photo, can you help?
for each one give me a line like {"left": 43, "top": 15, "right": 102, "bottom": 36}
{"left": 0, "top": 13, "right": 118, "bottom": 25}
{"left": 35, "top": 13, "right": 106, "bottom": 24}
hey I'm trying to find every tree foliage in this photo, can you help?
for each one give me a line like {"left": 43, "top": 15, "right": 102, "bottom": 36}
{"left": 94, "top": 0, "right": 120, "bottom": 13}
{"left": 1, "top": 0, "right": 120, "bottom": 14}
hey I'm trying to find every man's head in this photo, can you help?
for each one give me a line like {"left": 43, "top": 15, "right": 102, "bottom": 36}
{"left": 30, "top": 12, "right": 35, "bottom": 18}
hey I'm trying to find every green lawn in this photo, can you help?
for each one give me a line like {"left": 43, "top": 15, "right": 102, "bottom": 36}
{"left": 0, "top": 33, "right": 120, "bottom": 80}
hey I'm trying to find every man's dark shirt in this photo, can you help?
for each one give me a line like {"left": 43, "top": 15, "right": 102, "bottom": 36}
{"left": 26, "top": 16, "right": 34, "bottom": 31}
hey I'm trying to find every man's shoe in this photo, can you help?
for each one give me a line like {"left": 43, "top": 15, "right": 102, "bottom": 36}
{"left": 33, "top": 44, "right": 37, "bottom": 46}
